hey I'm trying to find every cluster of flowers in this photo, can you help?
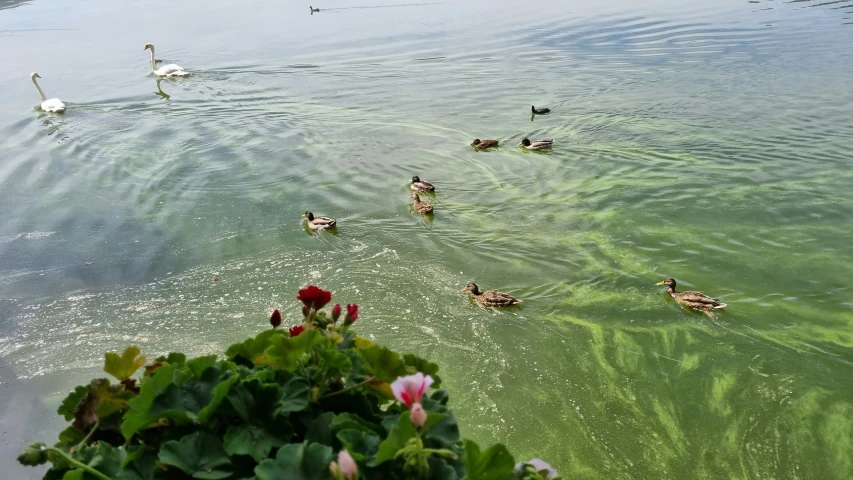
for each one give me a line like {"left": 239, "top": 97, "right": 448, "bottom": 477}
{"left": 268, "top": 285, "right": 359, "bottom": 336}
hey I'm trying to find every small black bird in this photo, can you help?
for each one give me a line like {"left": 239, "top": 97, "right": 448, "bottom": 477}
{"left": 531, "top": 105, "right": 550, "bottom": 115}
{"left": 310, "top": 5, "right": 320, "bottom": 13}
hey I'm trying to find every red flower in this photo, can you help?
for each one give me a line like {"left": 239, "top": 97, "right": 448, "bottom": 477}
{"left": 297, "top": 285, "right": 332, "bottom": 311}
{"left": 269, "top": 309, "right": 282, "bottom": 328}
{"left": 289, "top": 325, "right": 305, "bottom": 337}
{"left": 331, "top": 304, "right": 342, "bottom": 322}
{"left": 344, "top": 304, "right": 358, "bottom": 326}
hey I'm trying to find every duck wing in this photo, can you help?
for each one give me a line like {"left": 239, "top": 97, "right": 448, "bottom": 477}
{"left": 480, "top": 290, "right": 522, "bottom": 306}
{"left": 531, "top": 140, "right": 553, "bottom": 149}
{"left": 309, "top": 216, "right": 337, "bottom": 230}
{"left": 476, "top": 139, "right": 499, "bottom": 149}
{"left": 411, "top": 181, "right": 435, "bottom": 192}
{"left": 675, "top": 290, "right": 726, "bottom": 308}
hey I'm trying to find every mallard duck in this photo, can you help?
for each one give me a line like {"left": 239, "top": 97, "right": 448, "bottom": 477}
{"left": 656, "top": 278, "right": 726, "bottom": 312}
{"left": 471, "top": 139, "right": 499, "bottom": 149}
{"left": 531, "top": 105, "right": 550, "bottom": 114}
{"left": 461, "top": 282, "right": 522, "bottom": 307}
{"left": 410, "top": 193, "right": 434, "bottom": 214}
{"left": 302, "top": 211, "right": 336, "bottom": 231}
{"left": 519, "top": 138, "right": 553, "bottom": 150}
{"left": 410, "top": 176, "right": 435, "bottom": 192}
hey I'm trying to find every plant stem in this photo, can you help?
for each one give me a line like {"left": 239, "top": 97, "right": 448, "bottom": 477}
{"left": 47, "top": 447, "right": 114, "bottom": 480}
{"left": 320, "top": 376, "right": 374, "bottom": 399}
{"left": 75, "top": 420, "right": 99, "bottom": 449}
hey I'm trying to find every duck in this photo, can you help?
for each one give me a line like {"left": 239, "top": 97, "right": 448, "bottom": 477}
{"left": 519, "top": 138, "right": 553, "bottom": 150}
{"left": 144, "top": 43, "right": 189, "bottom": 77}
{"left": 30, "top": 73, "right": 65, "bottom": 113}
{"left": 410, "top": 193, "right": 434, "bottom": 215}
{"left": 531, "top": 105, "right": 550, "bottom": 115}
{"left": 461, "top": 282, "right": 522, "bottom": 307}
{"left": 656, "top": 278, "right": 726, "bottom": 312}
{"left": 302, "top": 211, "right": 337, "bottom": 231}
{"left": 409, "top": 175, "right": 435, "bottom": 192}
{"left": 471, "top": 139, "right": 499, "bottom": 150}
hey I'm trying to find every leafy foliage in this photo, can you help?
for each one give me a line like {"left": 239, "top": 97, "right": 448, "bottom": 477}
{"left": 18, "top": 286, "right": 557, "bottom": 480}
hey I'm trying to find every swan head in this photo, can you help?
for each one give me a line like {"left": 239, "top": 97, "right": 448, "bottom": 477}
{"left": 143, "top": 43, "right": 154, "bottom": 51}
{"left": 30, "top": 72, "right": 41, "bottom": 79}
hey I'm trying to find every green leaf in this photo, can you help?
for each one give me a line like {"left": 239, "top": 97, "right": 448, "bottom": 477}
{"left": 122, "top": 364, "right": 185, "bottom": 439}
{"left": 372, "top": 413, "right": 416, "bottom": 466}
{"left": 154, "top": 352, "right": 186, "bottom": 367}
{"left": 254, "top": 442, "right": 334, "bottom": 480}
{"left": 304, "top": 412, "right": 335, "bottom": 445}
{"left": 358, "top": 345, "right": 408, "bottom": 382}
{"left": 342, "top": 350, "right": 368, "bottom": 387}
{"left": 158, "top": 432, "right": 232, "bottom": 479}
{"left": 104, "top": 346, "right": 147, "bottom": 381}
{"left": 422, "top": 412, "right": 460, "bottom": 450}
{"left": 17, "top": 442, "right": 48, "bottom": 466}
{"left": 118, "top": 446, "right": 157, "bottom": 480}
{"left": 225, "top": 329, "right": 289, "bottom": 364}
{"left": 57, "top": 426, "right": 86, "bottom": 447}
{"left": 276, "top": 374, "right": 310, "bottom": 416}
{"left": 227, "top": 378, "right": 283, "bottom": 424}
{"left": 315, "top": 344, "right": 353, "bottom": 379}
{"left": 426, "top": 456, "right": 461, "bottom": 480}
{"left": 61, "top": 471, "right": 84, "bottom": 480}
{"left": 70, "top": 442, "right": 127, "bottom": 479}
{"left": 255, "top": 330, "right": 326, "bottom": 369}
{"left": 223, "top": 425, "right": 288, "bottom": 463}
{"left": 460, "top": 440, "right": 515, "bottom": 480}
{"left": 149, "top": 362, "right": 238, "bottom": 425}
{"left": 336, "top": 429, "right": 382, "bottom": 463}
{"left": 331, "top": 412, "right": 381, "bottom": 435}
{"left": 403, "top": 353, "right": 442, "bottom": 388}
{"left": 187, "top": 355, "right": 219, "bottom": 379}
{"left": 58, "top": 385, "right": 90, "bottom": 421}
{"left": 90, "top": 378, "right": 135, "bottom": 419}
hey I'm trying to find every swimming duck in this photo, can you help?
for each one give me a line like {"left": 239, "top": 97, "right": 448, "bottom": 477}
{"left": 471, "top": 139, "right": 499, "bottom": 150}
{"left": 461, "top": 282, "right": 522, "bottom": 307}
{"left": 302, "top": 211, "right": 337, "bottom": 231}
{"left": 410, "top": 193, "right": 434, "bottom": 214}
{"left": 410, "top": 176, "right": 435, "bottom": 192}
{"left": 519, "top": 138, "right": 553, "bottom": 150}
{"left": 656, "top": 278, "right": 726, "bottom": 312}
{"left": 531, "top": 105, "right": 550, "bottom": 114}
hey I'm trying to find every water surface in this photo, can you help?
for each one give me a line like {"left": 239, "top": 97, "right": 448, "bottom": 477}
{"left": 1, "top": 0, "right": 852, "bottom": 478}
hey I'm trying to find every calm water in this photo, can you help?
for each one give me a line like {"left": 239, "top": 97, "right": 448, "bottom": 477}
{"left": 1, "top": 0, "right": 852, "bottom": 477}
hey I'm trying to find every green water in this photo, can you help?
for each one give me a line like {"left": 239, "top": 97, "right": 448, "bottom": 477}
{"left": 1, "top": 0, "right": 852, "bottom": 478}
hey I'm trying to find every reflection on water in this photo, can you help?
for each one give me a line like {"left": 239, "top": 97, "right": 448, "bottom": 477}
{"left": 1, "top": 0, "right": 852, "bottom": 478}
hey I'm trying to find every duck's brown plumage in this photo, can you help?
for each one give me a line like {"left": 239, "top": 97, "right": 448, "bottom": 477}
{"left": 471, "top": 139, "right": 499, "bottom": 150}
{"left": 657, "top": 278, "right": 726, "bottom": 311}
{"left": 461, "top": 282, "right": 522, "bottom": 307}
{"left": 411, "top": 193, "right": 433, "bottom": 214}
{"left": 410, "top": 176, "right": 435, "bottom": 192}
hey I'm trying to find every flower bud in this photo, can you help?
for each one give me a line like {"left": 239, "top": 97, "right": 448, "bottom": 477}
{"left": 337, "top": 449, "right": 358, "bottom": 480}
{"left": 302, "top": 306, "right": 310, "bottom": 317}
{"left": 344, "top": 304, "right": 359, "bottom": 326}
{"left": 269, "top": 309, "right": 282, "bottom": 328}
{"left": 331, "top": 304, "right": 342, "bottom": 322}
{"left": 410, "top": 402, "right": 427, "bottom": 428}
{"left": 289, "top": 325, "right": 305, "bottom": 337}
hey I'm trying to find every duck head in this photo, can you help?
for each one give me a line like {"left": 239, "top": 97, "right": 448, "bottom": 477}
{"left": 461, "top": 282, "right": 480, "bottom": 294}
{"left": 302, "top": 211, "right": 315, "bottom": 221}
{"left": 656, "top": 278, "right": 676, "bottom": 289}
{"left": 519, "top": 138, "right": 531, "bottom": 147}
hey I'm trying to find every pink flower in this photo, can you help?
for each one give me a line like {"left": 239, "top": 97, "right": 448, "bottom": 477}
{"left": 391, "top": 372, "right": 434, "bottom": 408}
{"left": 289, "top": 325, "right": 305, "bottom": 337}
{"left": 410, "top": 402, "right": 427, "bottom": 428}
{"left": 331, "top": 304, "right": 342, "bottom": 322}
{"left": 269, "top": 309, "right": 282, "bottom": 328}
{"left": 344, "top": 304, "right": 358, "bottom": 326}
{"left": 330, "top": 449, "right": 358, "bottom": 480}
{"left": 297, "top": 285, "right": 332, "bottom": 310}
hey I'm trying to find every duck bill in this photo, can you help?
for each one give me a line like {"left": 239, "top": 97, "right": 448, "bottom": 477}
{"left": 301, "top": 214, "right": 306, "bottom": 218}
{"left": 655, "top": 281, "right": 666, "bottom": 285}
{"left": 460, "top": 287, "right": 470, "bottom": 292}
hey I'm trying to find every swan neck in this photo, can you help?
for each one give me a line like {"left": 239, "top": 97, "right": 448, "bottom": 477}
{"left": 149, "top": 47, "right": 156, "bottom": 71}
{"left": 32, "top": 76, "right": 47, "bottom": 101}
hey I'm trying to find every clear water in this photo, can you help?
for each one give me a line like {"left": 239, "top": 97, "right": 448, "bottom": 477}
{"left": 1, "top": 0, "right": 852, "bottom": 478}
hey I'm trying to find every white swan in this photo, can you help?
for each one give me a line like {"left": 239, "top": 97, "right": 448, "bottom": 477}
{"left": 31, "top": 72, "right": 65, "bottom": 113}
{"left": 143, "top": 43, "right": 189, "bottom": 77}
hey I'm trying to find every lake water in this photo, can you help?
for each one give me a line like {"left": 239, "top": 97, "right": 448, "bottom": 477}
{"left": 1, "top": 0, "right": 852, "bottom": 477}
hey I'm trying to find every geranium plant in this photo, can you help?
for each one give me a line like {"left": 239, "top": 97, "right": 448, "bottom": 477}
{"left": 18, "top": 285, "right": 559, "bottom": 480}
